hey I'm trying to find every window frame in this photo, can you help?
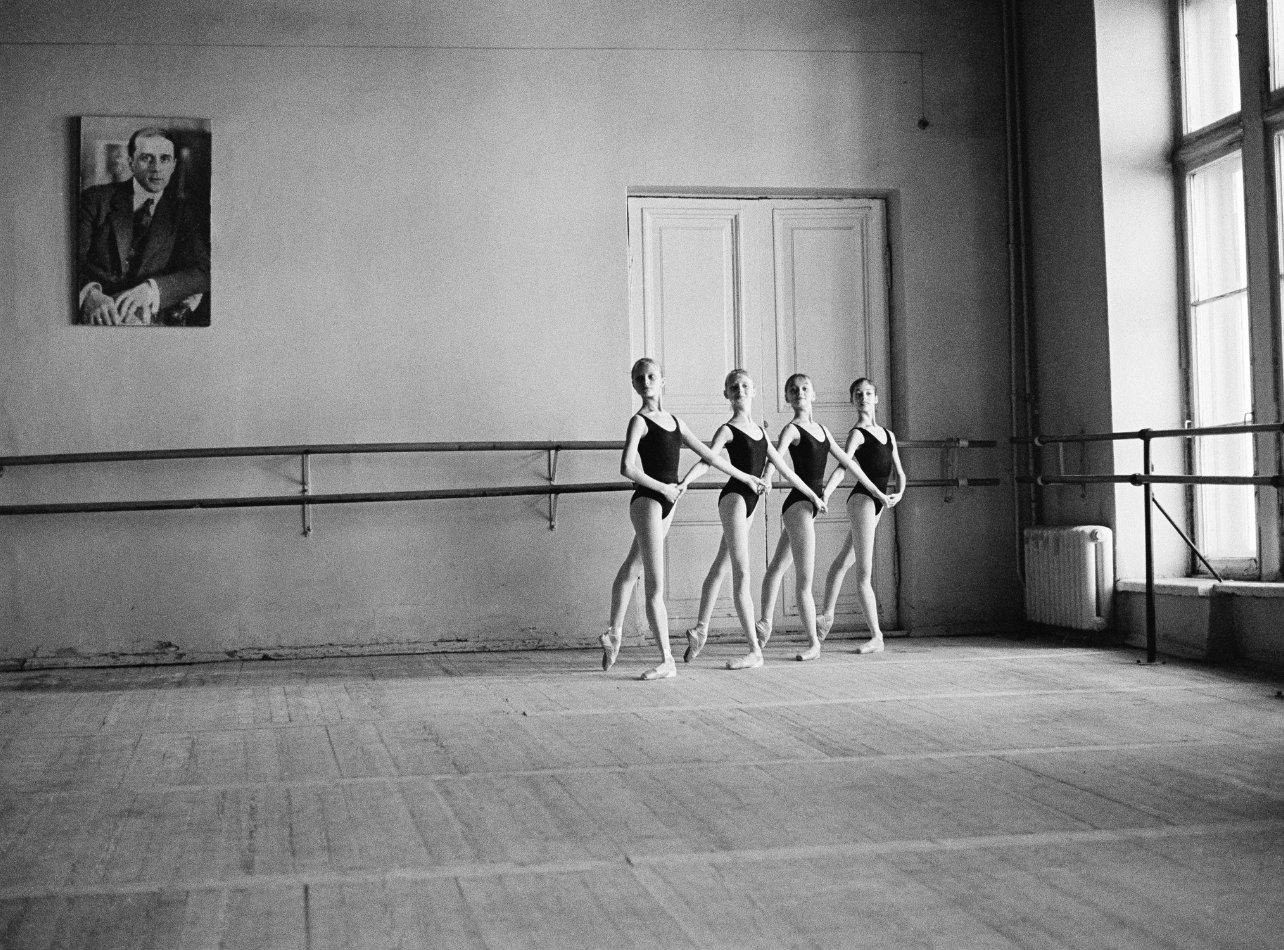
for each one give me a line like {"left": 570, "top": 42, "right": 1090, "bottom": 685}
{"left": 1173, "top": 0, "right": 1284, "bottom": 580}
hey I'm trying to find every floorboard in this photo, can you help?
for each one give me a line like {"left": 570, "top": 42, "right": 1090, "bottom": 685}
{"left": 1, "top": 636, "right": 1281, "bottom": 948}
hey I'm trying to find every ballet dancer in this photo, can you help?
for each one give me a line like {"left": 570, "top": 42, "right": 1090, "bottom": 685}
{"left": 601, "top": 358, "right": 766, "bottom": 680}
{"left": 756, "top": 373, "right": 895, "bottom": 661}
{"left": 816, "top": 377, "right": 905, "bottom": 653}
{"left": 677, "top": 369, "right": 825, "bottom": 671}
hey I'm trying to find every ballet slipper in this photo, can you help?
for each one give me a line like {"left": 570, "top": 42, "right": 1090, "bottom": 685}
{"left": 600, "top": 630, "right": 622, "bottom": 671}
{"left": 726, "top": 651, "right": 764, "bottom": 671}
{"left": 857, "top": 637, "right": 884, "bottom": 655}
{"left": 640, "top": 659, "right": 677, "bottom": 680}
{"left": 796, "top": 642, "right": 821, "bottom": 662}
{"left": 816, "top": 612, "right": 834, "bottom": 641}
{"left": 683, "top": 624, "right": 708, "bottom": 663}
{"left": 755, "top": 620, "right": 773, "bottom": 648}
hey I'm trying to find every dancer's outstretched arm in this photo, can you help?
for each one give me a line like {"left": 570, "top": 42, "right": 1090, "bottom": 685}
{"left": 763, "top": 440, "right": 826, "bottom": 513}
{"left": 677, "top": 419, "right": 764, "bottom": 492}
{"left": 822, "top": 425, "right": 894, "bottom": 509}
{"left": 620, "top": 415, "right": 680, "bottom": 504}
{"left": 677, "top": 424, "right": 734, "bottom": 493}
{"left": 819, "top": 427, "right": 862, "bottom": 505}
{"left": 886, "top": 432, "right": 907, "bottom": 507}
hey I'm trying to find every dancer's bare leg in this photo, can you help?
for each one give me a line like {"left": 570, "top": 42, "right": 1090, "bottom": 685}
{"left": 632, "top": 499, "right": 677, "bottom": 679}
{"left": 720, "top": 495, "right": 763, "bottom": 670}
{"left": 847, "top": 494, "right": 885, "bottom": 654}
{"left": 784, "top": 502, "right": 821, "bottom": 661}
{"left": 686, "top": 539, "right": 728, "bottom": 661}
{"left": 817, "top": 532, "right": 856, "bottom": 641}
{"left": 602, "top": 538, "right": 641, "bottom": 669}
{"left": 757, "top": 530, "right": 793, "bottom": 648}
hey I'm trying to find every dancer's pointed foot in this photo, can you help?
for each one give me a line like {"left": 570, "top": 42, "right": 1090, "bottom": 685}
{"left": 857, "top": 637, "right": 885, "bottom": 655}
{"left": 641, "top": 658, "right": 677, "bottom": 680}
{"left": 755, "top": 620, "right": 773, "bottom": 648}
{"left": 796, "top": 641, "right": 822, "bottom": 662}
{"left": 683, "top": 623, "right": 708, "bottom": 663}
{"left": 726, "top": 650, "right": 764, "bottom": 671}
{"left": 600, "top": 630, "right": 622, "bottom": 671}
{"left": 816, "top": 612, "right": 835, "bottom": 641}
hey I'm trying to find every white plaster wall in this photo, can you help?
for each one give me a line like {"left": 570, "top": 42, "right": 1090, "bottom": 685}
{"left": 0, "top": 0, "right": 1017, "bottom": 662}
{"left": 1018, "top": 0, "right": 1118, "bottom": 533}
{"left": 1096, "top": 0, "right": 1184, "bottom": 581}
{"left": 1019, "top": 0, "right": 1185, "bottom": 585}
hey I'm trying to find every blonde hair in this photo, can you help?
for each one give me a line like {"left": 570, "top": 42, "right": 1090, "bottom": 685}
{"left": 631, "top": 357, "right": 663, "bottom": 410}
{"left": 784, "top": 373, "right": 813, "bottom": 422}
{"left": 724, "top": 368, "right": 751, "bottom": 391}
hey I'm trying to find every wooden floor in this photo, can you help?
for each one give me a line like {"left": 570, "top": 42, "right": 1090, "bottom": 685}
{"left": 1, "top": 635, "right": 1282, "bottom": 949}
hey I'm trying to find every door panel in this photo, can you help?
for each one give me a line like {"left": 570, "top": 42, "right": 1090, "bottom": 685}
{"left": 773, "top": 205, "right": 888, "bottom": 414}
{"left": 770, "top": 202, "right": 893, "bottom": 629}
{"left": 631, "top": 205, "right": 743, "bottom": 415}
{"left": 627, "top": 196, "right": 892, "bottom": 633}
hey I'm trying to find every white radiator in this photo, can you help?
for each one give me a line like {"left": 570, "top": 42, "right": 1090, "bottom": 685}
{"left": 1023, "top": 526, "right": 1114, "bottom": 631}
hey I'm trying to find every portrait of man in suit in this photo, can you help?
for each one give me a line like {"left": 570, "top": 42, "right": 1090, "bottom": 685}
{"left": 77, "top": 118, "right": 211, "bottom": 327}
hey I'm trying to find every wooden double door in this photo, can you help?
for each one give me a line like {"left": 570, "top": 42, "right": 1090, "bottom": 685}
{"left": 626, "top": 196, "right": 895, "bottom": 634}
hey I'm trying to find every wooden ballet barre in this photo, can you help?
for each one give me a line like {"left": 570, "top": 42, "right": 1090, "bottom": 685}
{"left": 0, "top": 438, "right": 999, "bottom": 531}
{"left": 0, "top": 476, "right": 998, "bottom": 518}
{"left": 1013, "top": 421, "right": 1283, "bottom": 446}
{"left": 0, "top": 440, "right": 622, "bottom": 468}
{"left": 0, "top": 437, "right": 992, "bottom": 469}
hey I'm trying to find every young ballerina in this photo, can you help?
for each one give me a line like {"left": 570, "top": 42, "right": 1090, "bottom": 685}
{"left": 676, "top": 370, "right": 826, "bottom": 671}
{"left": 601, "top": 358, "right": 766, "bottom": 680}
{"left": 756, "top": 373, "right": 895, "bottom": 661}
{"left": 816, "top": 377, "right": 906, "bottom": 653}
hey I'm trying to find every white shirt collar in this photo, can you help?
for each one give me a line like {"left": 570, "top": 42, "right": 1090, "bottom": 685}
{"left": 131, "top": 179, "right": 164, "bottom": 211}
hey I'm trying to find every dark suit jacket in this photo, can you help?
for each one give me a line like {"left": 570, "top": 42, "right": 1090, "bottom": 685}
{"left": 78, "top": 180, "right": 210, "bottom": 320}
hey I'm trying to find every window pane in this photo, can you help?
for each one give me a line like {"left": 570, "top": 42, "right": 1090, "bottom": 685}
{"left": 1277, "top": 132, "right": 1284, "bottom": 276}
{"left": 1191, "top": 294, "right": 1256, "bottom": 559}
{"left": 1186, "top": 145, "right": 1254, "bottom": 564}
{"left": 1187, "top": 152, "right": 1247, "bottom": 303}
{"left": 1181, "top": 0, "right": 1241, "bottom": 131}
{"left": 1273, "top": 0, "right": 1284, "bottom": 89}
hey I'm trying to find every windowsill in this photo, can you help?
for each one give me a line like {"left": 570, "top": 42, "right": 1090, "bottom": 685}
{"left": 1118, "top": 578, "right": 1284, "bottom": 598}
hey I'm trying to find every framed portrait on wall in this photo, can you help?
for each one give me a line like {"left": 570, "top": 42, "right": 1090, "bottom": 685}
{"left": 76, "top": 116, "right": 212, "bottom": 327}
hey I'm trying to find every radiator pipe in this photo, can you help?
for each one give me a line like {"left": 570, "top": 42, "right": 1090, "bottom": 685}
{"left": 1002, "top": 0, "right": 1039, "bottom": 585}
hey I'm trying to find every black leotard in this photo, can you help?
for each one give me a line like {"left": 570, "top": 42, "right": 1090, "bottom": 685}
{"left": 630, "top": 413, "right": 683, "bottom": 519}
{"left": 717, "top": 424, "right": 768, "bottom": 518}
{"left": 782, "top": 424, "right": 828, "bottom": 517}
{"left": 847, "top": 426, "right": 894, "bottom": 515}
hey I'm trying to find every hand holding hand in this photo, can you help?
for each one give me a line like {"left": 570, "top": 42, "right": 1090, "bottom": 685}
{"left": 886, "top": 490, "right": 903, "bottom": 508}
{"left": 661, "top": 483, "right": 682, "bottom": 505}
{"left": 114, "top": 283, "right": 157, "bottom": 325}
{"left": 813, "top": 493, "right": 828, "bottom": 515}
{"left": 81, "top": 287, "right": 120, "bottom": 325}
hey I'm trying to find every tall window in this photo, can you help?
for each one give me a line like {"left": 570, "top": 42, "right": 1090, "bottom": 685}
{"left": 1274, "top": 0, "right": 1284, "bottom": 341}
{"left": 1186, "top": 154, "right": 1255, "bottom": 561}
{"left": 1176, "top": 0, "right": 1282, "bottom": 576}
{"left": 1272, "top": 0, "right": 1284, "bottom": 87}
{"left": 1181, "top": 0, "right": 1241, "bottom": 131}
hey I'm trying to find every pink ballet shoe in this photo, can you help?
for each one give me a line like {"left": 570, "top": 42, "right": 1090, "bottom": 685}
{"left": 816, "top": 613, "right": 835, "bottom": 641}
{"left": 684, "top": 624, "right": 708, "bottom": 663}
{"left": 755, "top": 620, "right": 773, "bottom": 648}
{"left": 641, "top": 659, "right": 677, "bottom": 680}
{"left": 600, "top": 630, "right": 622, "bottom": 670}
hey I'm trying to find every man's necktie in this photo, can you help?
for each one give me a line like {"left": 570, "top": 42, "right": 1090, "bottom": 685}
{"left": 128, "top": 198, "right": 154, "bottom": 273}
